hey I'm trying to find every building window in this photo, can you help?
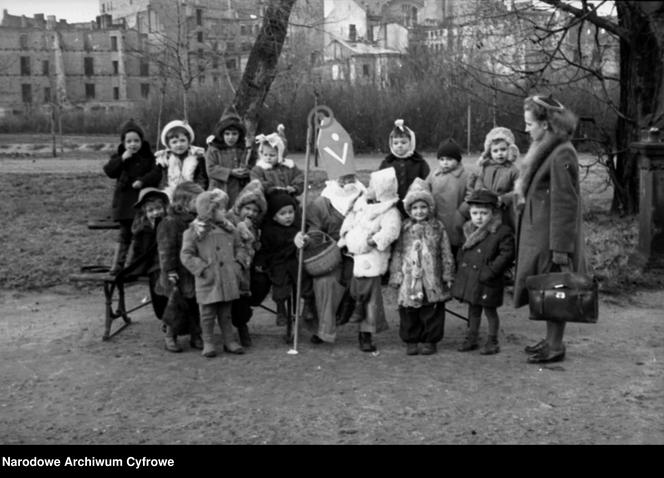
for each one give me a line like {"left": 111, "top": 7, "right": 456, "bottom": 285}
{"left": 19, "top": 34, "right": 28, "bottom": 49}
{"left": 196, "top": 9, "right": 203, "bottom": 26}
{"left": 112, "top": 61, "right": 119, "bottom": 75}
{"left": 44, "top": 87, "right": 51, "bottom": 103}
{"left": 226, "top": 42, "right": 235, "bottom": 51}
{"left": 111, "top": 36, "right": 118, "bottom": 51}
{"left": 22, "top": 84, "right": 32, "bottom": 103}
{"left": 113, "top": 87, "right": 119, "bottom": 100}
{"left": 42, "top": 60, "right": 49, "bottom": 76}
{"left": 20, "top": 57, "right": 30, "bottom": 76}
{"left": 84, "top": 57, "right": 94, "bottom": 76}
{"left": 140, "top": 61, "right": 149, "bottom": 76}
{"left": 140, "top": 83, "right": 150, "bottom": 98}
{"left": 212, "top": 57, "right": 219, "bottom": 69}
{"left": 197, "top": 31, "right": 203, "bottom": 43}
{"left": 85, "top": 83, "right": 95, "bottom": 99}
{"left": 226, "top": 58, "right": 237, "bottom": 70}
{"left": 362, "top": 64, "right": 370, "bottom": 77}
{"left": 213, "top": 75, "right": 219, "bottom": 85}
{"left": 240, "top": 25, "right": 247, "bottom": 35}
{"left": 349, "top": 24, "right": 357, "bottom": 41}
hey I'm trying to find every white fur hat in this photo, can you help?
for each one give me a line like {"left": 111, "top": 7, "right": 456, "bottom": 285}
{"left": 480, "top": 126, "right": 519, "bottom": 165}
{"left": 369, "top": 167, "right": 398, "bottom": 203}
{"left": 161, "top": 120, "right": 195, "bottom": 148}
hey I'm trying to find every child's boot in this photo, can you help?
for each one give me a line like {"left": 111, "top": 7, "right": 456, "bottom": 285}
{"left": 419, "top": 342, "right": 437, "bottom": 355}
{"left": 237, "top": 324, "right": 252, "bottom": 347}
{"left": 109, "top": 241, "right": 130, "bottom": 275}
{"left": 219, "top": 314, "right": 245, "bottom": 354}
{"left": 200, "top": 317, "right": 217, "bottom": 358}
{"left": 480, "top": 335, "right": 500, "bottom": 355}
{"left": 275, "top": 300, "right": 288, "bottom": 326}
{"left": 458, "top": 332, "right": 479, "bottom": 352}
{"left": 358, "top": 332, "right": 376, "bottom": 352}
{"left": 164, "top": 326, "right": 183, "bottom": 353}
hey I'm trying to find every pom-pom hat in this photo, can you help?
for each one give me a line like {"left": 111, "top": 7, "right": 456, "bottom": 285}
{"left": 437, "top": 138, "right": 462, "bottom": 161}
{"left": 120, "top": 118, "right": 145, "bottom": 141}
{"left": 403, "top": 177, "right": 434, "bottom": 214}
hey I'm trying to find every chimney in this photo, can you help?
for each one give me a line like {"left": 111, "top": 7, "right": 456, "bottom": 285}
{"left": 21, "top": 15, "right": 27, "bottom": 28}
{"left": 47, "top": 15, "right": 56, "bottom": 30}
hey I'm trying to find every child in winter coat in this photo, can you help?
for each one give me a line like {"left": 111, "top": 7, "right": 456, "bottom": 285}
{"left": 205, "top": 105, "right": 252, "bottom": 207}
{"left": 451, "top": 189, "right": 515, "bottom": 355}
{"left": 226, "top": 179, "right": 267, "bottom": 347}
{"left": 378, "top": 119, "right": 430, "bottom": 218}
{"left": 465, "top": 126, "right": 520, "bottom": 231}
{"left": 253, "top": 190, "right": 301, "bottom": 327}
{"left": 103, "top": 119, "right": 162, "bottom": 274}
{"left": 180, "top": 189, "right": 245, "bottom": 357}
{"left": 156, "top": 181, "right": 205, "bottom": 353}
{"left": 126, "top": 187, "right": 170, "bottom": 321}
{"left": 338, "top": 167, "right": 402, "bottom": 352}
{"left": 425, "top": 138, "right": 469, "bottom": 259}
{"left": 155, "top": 120, "right": 208, "bottom": 199}
{"left": 250, "top": 131, "right": 304, "bottom": 197}
{"left": 389, "top": 178, "right": 455, "bottom": 355}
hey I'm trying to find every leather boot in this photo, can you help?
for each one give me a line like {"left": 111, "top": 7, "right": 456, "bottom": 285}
{"left": 237, "top": 324, "right": 252, "bottom": 347}
{"left": 164, "top": 335, "right": 183, "bottom": 353}
{"left": 109, "top": 241, "right": 130, "bottom": 275}
{"left": 480, "top": 335, "right": 500, "bottom": 355}
{"left": 458, "top": 332, "right": 479, "bottom": 352}
{"left": 358, "top": 332, "right": 376, "bottom": 352}
{"left": 219, "top": 313, "right": 244, "bottom": 354}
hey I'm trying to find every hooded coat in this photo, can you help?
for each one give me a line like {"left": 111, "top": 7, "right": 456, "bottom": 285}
{"left": 424, "top": 162, "right": 469, "bottom": 248}
{"left": 103, "top": 141, "right": 161, "bottom": 221}
{"left": 156, "top": 207, "right": 198, "bottom": 299}
{"left": 338, "top": 168, "right": 402, "bottom": 278}
{"left": 250, "top": 158, "right": 305, "bottom": 196}
{"left": 205, "top": 107, "right": 252, "bottom": 206}
{"left": 512, "top": 134, "right": 586, "bottom": 308}
{"left": 379, "top": 151, "right": 430, "bottom": 217}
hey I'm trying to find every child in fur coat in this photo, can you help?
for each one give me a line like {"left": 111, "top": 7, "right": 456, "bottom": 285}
{"left": 155, "top": 120, "right": 208, "bottom": 199}
{"left": 180, "top": 189, "right": 246, "bottom": 358}
{"left": 338, "top": 167, "right": 402, "bottom": 352}
{"left": 451, "top": 189, "right": 515, "bottom": 355}
{"left": 389, "top": 178, "right": 455, "bottom": 355}
{"left": 226, "top": 179, "right": 267, "bottom": 346}
{"left": 250, "top": 130, "right": 304, "bottom": 197}
{"left": 465, "top": 126, "right": 520, "bottom": 230}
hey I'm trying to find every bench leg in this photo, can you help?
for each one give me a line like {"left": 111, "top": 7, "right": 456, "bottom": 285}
{"left": 102, "top": 280, "right": 131, "bottom": 341}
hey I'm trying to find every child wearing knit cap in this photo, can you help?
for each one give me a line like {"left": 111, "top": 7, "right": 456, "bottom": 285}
{"left": 389, "top": 178, "right": 455, "bottom": 355}
{"left": 250, "top": 128, "right": 304, "bottom": 197}
{"left": 180, "top": 188, "right": 246, "bottom": 357}
{"left": 424, "top": 137, "right": 469, "bottom": 259}
{"left": 253, "top": 190, "right": 302, "bottom": 327}
{"left": 103, "top": 119, "right": 162, "bottom": 275}
{"left": 378, "top": 119, "right": 430, "bottom": 218}
{"left": 465, "top": 126, "right": 520, "bottom": 231}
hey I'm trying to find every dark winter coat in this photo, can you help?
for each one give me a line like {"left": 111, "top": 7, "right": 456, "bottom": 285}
{"left": 451, "top": 216, "right": 515, "bottom": 308}
{"left": 513, "top": 136, "right": 586, "bottom": 308}
{"left": 254, "top": 216, "right": 299, "bottom": 289}
{"left": 250, "top": 159, "right": 305, "bottom": 196}
{"left": 425, "top": 163, "right": 469, "bottom": 248}
{"left": 156, "top": 208, "right": 197, "bottom": 299}
{"left": 379, "top": 151, "right": 430, "bottom": 216}
{"left": 103, "top": 143, "right": 162, "bottom": 221}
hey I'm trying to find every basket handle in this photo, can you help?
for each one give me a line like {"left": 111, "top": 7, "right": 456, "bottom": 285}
{"left": 306, "top": 229, "right": 335, "bottom": 245}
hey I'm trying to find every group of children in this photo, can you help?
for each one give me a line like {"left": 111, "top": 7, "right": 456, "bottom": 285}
{"left": 104, "top": 110, "right": 521, "bottom": 358}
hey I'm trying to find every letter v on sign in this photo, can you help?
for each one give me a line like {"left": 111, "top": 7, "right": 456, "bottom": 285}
{"left": 317, "top": 116, "right": 356, "bottom": 180}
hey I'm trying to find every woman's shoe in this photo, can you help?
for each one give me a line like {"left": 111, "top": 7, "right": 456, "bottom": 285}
{"left": 527, "top": 344, "right": 566, "bottom": 363}
{"left": 524, "top": 339, "right": 547, "bottom": 354}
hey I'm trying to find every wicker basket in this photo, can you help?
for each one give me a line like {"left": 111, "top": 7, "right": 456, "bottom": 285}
{"left": 303, "top": 231, "right": 342, "bottom": 277}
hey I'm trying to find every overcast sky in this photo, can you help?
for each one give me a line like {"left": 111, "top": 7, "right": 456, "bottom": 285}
{"left": 1, "top": 0, "right": 101, "bottom": 23}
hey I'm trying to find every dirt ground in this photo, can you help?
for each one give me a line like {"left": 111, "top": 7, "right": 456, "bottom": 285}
{"left": 0, "top": 283, "right": 662, "bottom": 445}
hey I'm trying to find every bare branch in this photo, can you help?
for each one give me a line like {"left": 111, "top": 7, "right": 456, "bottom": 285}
{"left": 537, "top": 0, "right": 629, "bottom": 41}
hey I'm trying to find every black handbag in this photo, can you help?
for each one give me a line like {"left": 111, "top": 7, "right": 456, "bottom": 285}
{"left": 525, "top": 272, "right": 598, "bottom": 323}
{"left": 162, "top": 286, "right": 192, "bottom": 335}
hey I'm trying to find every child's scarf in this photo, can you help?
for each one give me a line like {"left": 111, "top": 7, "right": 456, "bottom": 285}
{"left": 461, "top": 214, "right": 502, "bottom": 250}
{"left": 190, "top": 215, "right": 236, "bottom": 241}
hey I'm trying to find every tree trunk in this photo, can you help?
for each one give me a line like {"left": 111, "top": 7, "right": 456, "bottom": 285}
{"left": 613, "top": 2, "right": 664, "bottom": 214}
{"left": 233, "top": 0, "right": 297, "bottom": 141}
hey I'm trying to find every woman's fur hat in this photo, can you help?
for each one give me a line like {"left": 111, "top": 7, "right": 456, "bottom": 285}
{"left": 195, "top": 188, "right": 229, "bottom": 222}
{"left": 161, "top": 119, "right": 195, "bottom": 148}
{"left": 403, "top": 177, "right": 434, "bottom": 215}
{"left": 389, "top": 119, "right": 416, "bottom": 158}
{"left": 479, "top": 126, "right": 520, "bottom": 165}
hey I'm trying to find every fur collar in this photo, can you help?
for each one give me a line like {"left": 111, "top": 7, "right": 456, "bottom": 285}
{"left": 514, "top": 133, "right": 568, "bottom": 205}
{"left": 462, "top": 214, "right": 502, "bottom": 250}
{"left": 255, "top": 157, "right": 294, "bottom": 170}
{"left": 190, "top": 216, "right": 236, "bottom": 240}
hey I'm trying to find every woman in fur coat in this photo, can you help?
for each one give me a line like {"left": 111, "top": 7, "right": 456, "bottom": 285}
{"left": 389, "top": 178, "right": 455, "bottom": 355}
{"left": 514, "top": 94, "right": 586, "bottom": 364}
